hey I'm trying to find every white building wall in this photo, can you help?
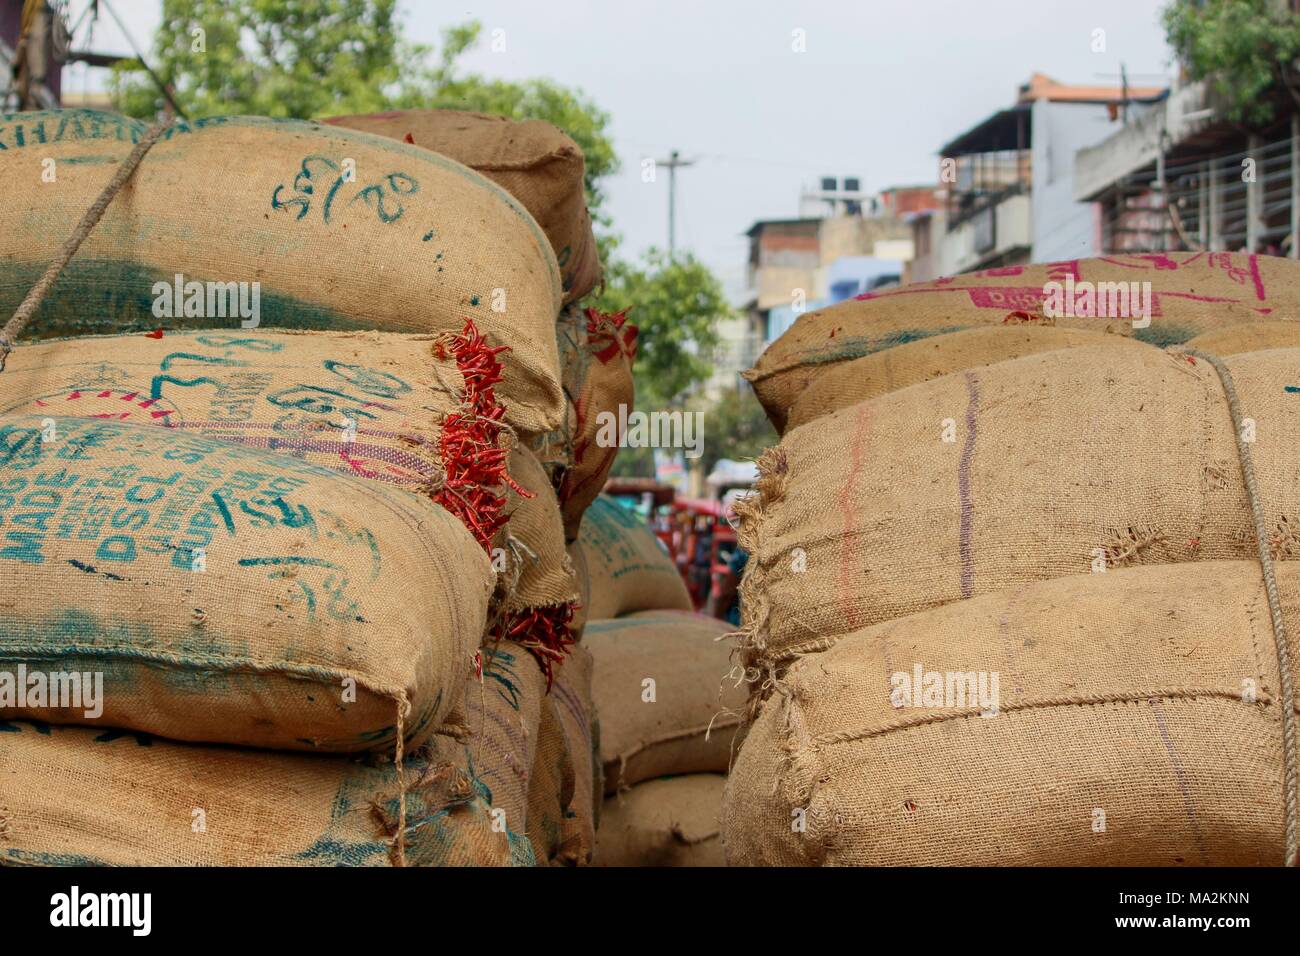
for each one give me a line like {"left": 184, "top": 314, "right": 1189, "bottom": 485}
{"left": 1030, "top": 98, "right": 1114, "bottom": 262}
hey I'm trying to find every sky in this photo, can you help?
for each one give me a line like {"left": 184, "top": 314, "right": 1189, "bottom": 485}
{"left": 61, "top": 0, "right": 1175, "bottom": 300}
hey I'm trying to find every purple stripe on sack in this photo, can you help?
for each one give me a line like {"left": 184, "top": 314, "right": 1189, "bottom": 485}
{"left": 958, "top": 371, "right": 979, "bottom": 599}
{"left": 551, "top": 677, "right": 590, "bottom": 740}
{"left": 1149, "top": 699, "right": 1208, "bottom": 863}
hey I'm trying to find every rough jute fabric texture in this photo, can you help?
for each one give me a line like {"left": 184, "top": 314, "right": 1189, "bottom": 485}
{"left": 0, "top": 415, "right": 492, "bottom": 752}
{"left": 549, "top": 644, "right": 601, "bottom": 862}
{"left": 528, "top": 307, "right": 638, "bottom": 541}
{"left": 738, "top": 344, "right": 1300, "bottom": 682}
{"left": 594, "top": 774, "right": 726, "bottom": 867}
{"left": 747, "top": 253, "right": 1300, "bottom": 432}
{"left": 526, "top": 694, "right": 577, "bottom": 864}
{"left": 0, "top": 720, "right": 531, "bottom": 866}
{"left": 723, "top": 562, "right": 1299, "bottom": 867}
{"left": 568, "top": 539, "right": 592, "bottom": 638}
{"left": 321, "top": 109, "right": 602, "bottom": 304}
{"left": 0, "top": 326, "right": 557, "bottom": 467}
{"left": 502, "top": 445, "right": 579, "bottom": 615}
{"left": 490, "top": 445, "right": 580, "bottom": 684}
{"left": 0, "top": 109, "right": 564, "bottom": 429}
{"left": 587, "top": 610, "right": 747, "bottom": 795}
{"left": 577, "top": 495, "right": 692, "bottom": 619}
{"left": 453, "top": 642, "right": 549, "bottom": 843}
{"left": 783, "top": 326, "right": 1149, "bottom": 433}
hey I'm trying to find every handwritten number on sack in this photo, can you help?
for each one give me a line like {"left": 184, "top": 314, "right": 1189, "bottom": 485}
{"left": 272, "top": 156, "right": 419, "bottom": 226}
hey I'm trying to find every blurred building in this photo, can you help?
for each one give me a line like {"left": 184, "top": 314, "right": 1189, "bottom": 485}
{"left": 715, "top": 182, "right": 940, "bottom": 392}
{"left": 910, "top": 73, "right": 1165, "bottom": 280}
{"left": 1076, "top": 77, "right": 1300, "bottom": 257}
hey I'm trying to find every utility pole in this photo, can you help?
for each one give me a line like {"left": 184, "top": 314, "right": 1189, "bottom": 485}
{"left": 655, "top": 149, "right": 696, "bottom": 255}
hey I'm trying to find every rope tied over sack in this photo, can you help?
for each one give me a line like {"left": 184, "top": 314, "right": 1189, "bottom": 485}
{"left": 1187, "top": 348, "right": 1298, "bottom": 868}
{"left": 0, "top": 117, "right": 174, "bottom": 373}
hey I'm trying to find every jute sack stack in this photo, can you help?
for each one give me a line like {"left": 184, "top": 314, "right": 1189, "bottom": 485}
{"left": 0, "top": 324, "right": 553, "bottom": 470}
{"left": 723, "top": 561, "right": 1299, "bottom": 867}
{"left": 496, "top": 445, "right": 580, "bottom": 680}
{"left": 519, "top": 645, "right": 599, "bottom": 866}
{"left": 450, "top": 642, "right": 550, "bottom": 845}
{"left": 587, "top": 610, "right": 746, "bottom": 794}
{"left": 528, "top": 306, "right": 638, "bottom": 541}
{"left": 0, "top": 109, "right": 564, "bottom": 430}
{"left": 322, "top": 108, "right": 602, "bottom": 305}
{"left": 0, "top": 327, "right": 580, "bottom": 675}
{"left": 737, "top": 344, "right": 1300, "bottom": 687}
{"left": 548, "top": 644, "right": 601, "bottom": 863}
{"left": 784, "top": 326, "right": 1149, "bottom": 433}
{"left": 577, "top": 495, "right": 692, "bottom": 619}
{"left": 0, "top": 719, "right": 531, "bottom": 866}
{"left": 747, "top": 253, "right": 1300, "bottom": 432}
{"left": 0, "top": 415, "right": 492, "bottom": 752}
{"left": 525, "top": 695, "right": 577, "bottom": 864}
{"left": 593, "top": 774, "right": 726, "bottom": 867}
{"left": 568, "top": 538, "right": 592, "bottom": 637}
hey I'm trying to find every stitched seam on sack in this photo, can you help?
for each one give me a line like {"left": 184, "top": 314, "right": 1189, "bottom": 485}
{"left": 1245, "top": 582, "right": 1274, "bottom": 702}
{"left": 808, "top": 688, "right": 1279, "bottom": 748}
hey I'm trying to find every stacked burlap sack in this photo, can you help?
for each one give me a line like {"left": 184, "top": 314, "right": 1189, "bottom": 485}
{"left": 724, "top": 254, "right": 1300, "bottom": 867}
{"left": 0, "top": 107, "right": 617, "bottom": 866}
{"left": 565, "top": 494, "right": 744, "bottom": 865}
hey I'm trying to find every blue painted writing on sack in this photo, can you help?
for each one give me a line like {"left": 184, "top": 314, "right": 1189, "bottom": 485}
{"left": 0, "top": 109, "right": 228, "bottom": 151}
{"left": 0, "top": 419, "right": 382, "bottom": 620}
{"left": 238, "top": 556, "right": 340, "bottom": 569}
{"left": 271, "top": 154, "right": 419, "bottom": 225}
{"left": 323, "top": 360, "right": 412, "bottom": 399}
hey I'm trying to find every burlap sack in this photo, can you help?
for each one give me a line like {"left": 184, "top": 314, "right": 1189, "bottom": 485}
{"left": 451, "top": 642, "right": 548, "bottom": 842}
{"left": 784, "top": 326, "right": 1149, "bottom": 433}
{"left": 578, "top": 495, "right": 692, "bottom": 619}
{"left": 0, "top": 719, "right": 530, "bottom": 866}
{"left": 502, "top": 446, "right": 579, "bottom": 616}
{"left": 747, "top": 253, "right": 1300, "bottom": 431}
{"left": 1185, "top": 321, "right": 1300, "bottom": 355}
{"left": 0, "top": 109, "right": 563, "bottom": 428}
{"left": 0, "top": 325, "right": 555, "bottom": 467}
{"left": 525, "top": 695, "right": 577, "bottom": 865}
{"left": 486, "top": 445, "right": 580, "bottom": 686}
{"left": 724, "top": 561, "right": 1298, "bottom": 866}
{"left": 594, "top": 774, "right": 726, "bottom": 867}
{"left": 550, "top": 644, "right": 600, "bottom": 862}
{"left": 738, "top": 344, "right": 1300, "bottom": 679}
{"left": 0, "top": 415, "right": 491, "bottom": 751}
{"left": 528, "top": 307, "right": 638, "bottom": 541}
{"left": 588, "top": 610, "right": 746, "bottom": 794}
{"left": 322, "top": 109, "right": 601, "bottom": 304}
{"left": 569, "top": 539, "right": 592, "bottom": 638}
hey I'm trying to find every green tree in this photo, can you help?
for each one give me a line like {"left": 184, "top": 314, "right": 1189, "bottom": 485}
{"left": 111, "top": 6, "right": 617, "bottom": 216}
{"left": 598, "top": 249, "right": 728, "bottom": 408}
{"left": 602, "top": 250, "right": 731, "bottom": 480}
{"left": 111, "top": 0, "right": 421, "bottom": 120}
{"left": 1163, "top": 0, "right": 1300, "bottom": 124}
